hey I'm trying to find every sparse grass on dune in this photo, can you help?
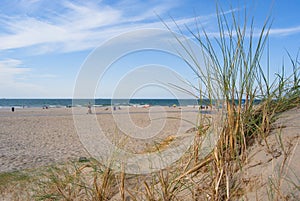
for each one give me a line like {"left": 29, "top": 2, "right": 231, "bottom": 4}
{"left": 2, "top": 5, "right": 300, "bottom": 201}
{"left": 0, "top": 171, "right": 30, "bottom": 187}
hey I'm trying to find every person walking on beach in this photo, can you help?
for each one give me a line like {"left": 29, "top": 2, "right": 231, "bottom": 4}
{"left": 87, "top": 102, "right": 92, "bottom": 114}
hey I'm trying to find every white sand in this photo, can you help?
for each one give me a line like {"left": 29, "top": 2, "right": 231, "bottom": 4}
{"left": 0, "top": 106, "right": 203, "bottom": 172}
{"left": 242, "top": 107, "right": 300, "bottom": 200}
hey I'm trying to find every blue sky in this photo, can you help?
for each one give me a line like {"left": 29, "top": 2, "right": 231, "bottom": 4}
{"left": 0, "top": 0, "right": 299, "bottom": 98}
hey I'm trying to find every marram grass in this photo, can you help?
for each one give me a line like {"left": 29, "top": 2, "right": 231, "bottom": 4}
{"left": 3, "top": 6, "right": 299, "bottom": 201}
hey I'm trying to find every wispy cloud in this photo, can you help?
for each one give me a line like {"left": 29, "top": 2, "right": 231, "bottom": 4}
{"left": 0, "top": 59, "right": 45, "bottom": 97}
{"left": 269, "top": 25, "right": 300, "bottom": 36}
{"left": 0, "top": 59, "right": 30, "bottom": 78}
{"left": 1, "top": 0, "right": 232, "bottom": 54}
{"left": 0, "top": 0, "right": 181, "bottom": 54}
{"left": 1, "top": 0, "right": 298, "bottom": 56}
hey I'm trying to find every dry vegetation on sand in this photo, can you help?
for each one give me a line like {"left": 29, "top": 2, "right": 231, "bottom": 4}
{"left": 1, "top": 6, "right": 300, "bottom": 201}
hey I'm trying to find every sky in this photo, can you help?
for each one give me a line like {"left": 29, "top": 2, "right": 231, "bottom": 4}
{"left": 0, "top": 0, "right": 300, "bottom": 98}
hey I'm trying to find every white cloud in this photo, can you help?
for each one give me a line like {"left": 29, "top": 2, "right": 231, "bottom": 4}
{"left": 61, "top": 1, "right": 122, "bottom": 30}
{"left": 0, "top": 59, "right": 30, "bottom": 76}
{"left": 0, "top": 59, "right": 45, "bottom": 97}
{"left": 0, "top": 0, "right": 209, "bottom": 54}
{"left": 269, "top": 25, "right": 300, "bottom": 36}
{"left": 0, "top": 17, "right": 68, "bottom": 50}
{"left": 1, "top": 0, "right": 297, "bottom": 56}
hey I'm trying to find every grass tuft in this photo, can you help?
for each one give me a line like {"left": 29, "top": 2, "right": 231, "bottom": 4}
{"left": 2, "top": 3, "right": 300, "bottom": 201}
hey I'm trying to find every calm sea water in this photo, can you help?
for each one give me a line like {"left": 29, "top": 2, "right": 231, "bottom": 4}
{"left": 0, "top": 99, "right": 203, "bottom": 108}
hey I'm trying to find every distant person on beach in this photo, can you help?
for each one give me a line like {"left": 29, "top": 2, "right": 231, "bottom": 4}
{"left": 87, "top": 102, "right": 92, "bottom": 114}
{"left": 11, "top": 107, "right": 14, "bottom": 112}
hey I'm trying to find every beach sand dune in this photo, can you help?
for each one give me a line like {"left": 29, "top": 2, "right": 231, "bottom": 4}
{"left": 242, "top": 107, "right": 300, "bottom": 200}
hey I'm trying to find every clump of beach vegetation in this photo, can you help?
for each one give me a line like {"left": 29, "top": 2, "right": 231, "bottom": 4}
{"left": 2, "top": 5, "right": 300, "bottom": 201}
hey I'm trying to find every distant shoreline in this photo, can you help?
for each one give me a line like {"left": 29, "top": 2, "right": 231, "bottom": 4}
{"left": 0, "top": 98, "right": 201, "bottom": 108}
{"left": 0, "top": 98, "right": 262, "bottom": 108}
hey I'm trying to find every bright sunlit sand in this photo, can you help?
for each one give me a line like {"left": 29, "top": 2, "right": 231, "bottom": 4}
{"left": 0, "top": 106, "right": 204, "bottom": 172}
{"left": 1, "top": 0, "right": 300, "bottom": 200}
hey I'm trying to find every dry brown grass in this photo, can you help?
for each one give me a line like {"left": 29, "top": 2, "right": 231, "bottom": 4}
{"left": 1, "top": 4, "right": 300, "bottom": 201}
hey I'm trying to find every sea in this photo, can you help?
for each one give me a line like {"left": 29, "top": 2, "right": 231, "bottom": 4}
{"left": 0, "top": 99, "right": 205, "bottom": 108}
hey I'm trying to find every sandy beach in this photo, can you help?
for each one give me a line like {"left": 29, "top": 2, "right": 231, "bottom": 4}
{"left": 0, "top": 106, "right": 202, "bottom": 173}
{"left": 0, "top": 107, "right": 87, "bottom": 172}
{"left": 2, "top": 105, "right": 299, "bottom": 200}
